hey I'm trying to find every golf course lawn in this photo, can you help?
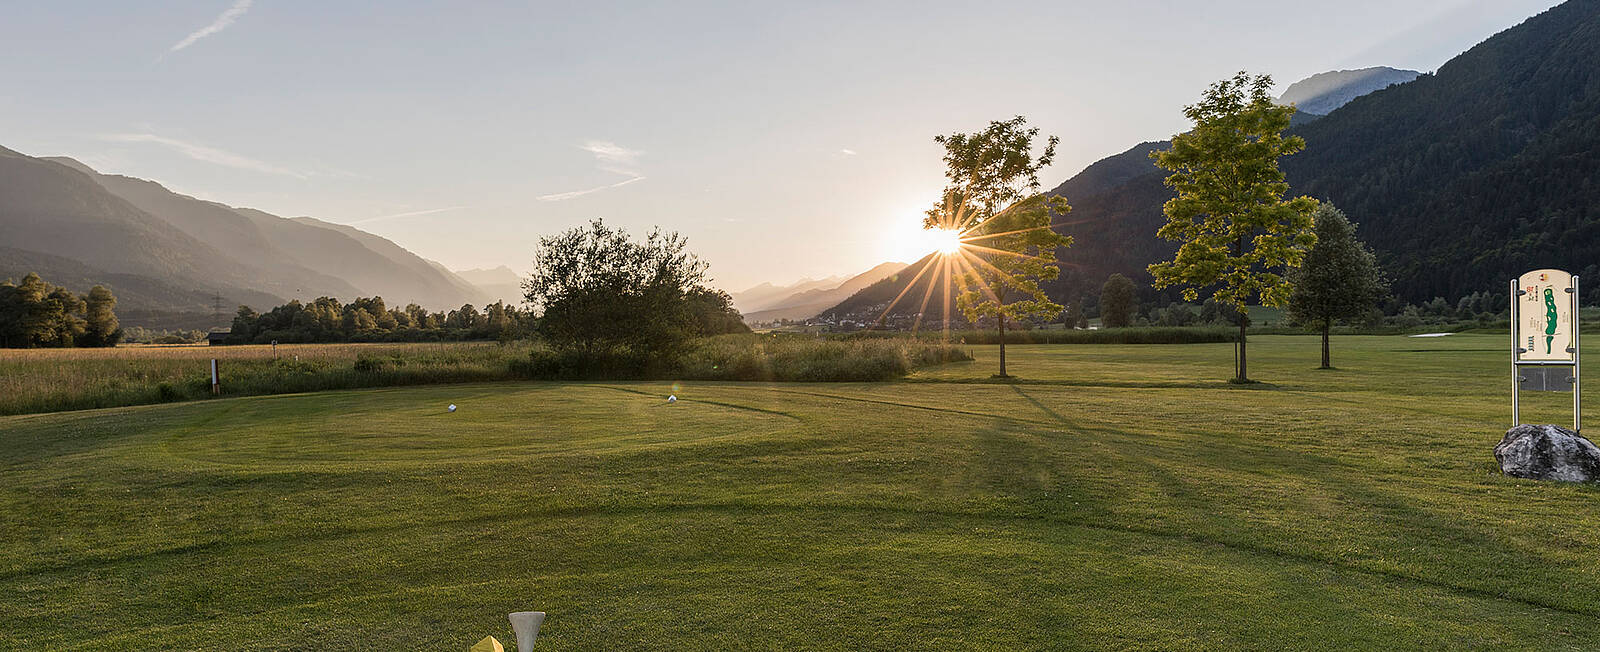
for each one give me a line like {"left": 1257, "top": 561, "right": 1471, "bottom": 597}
{"left": 3, "top": 334, "right": 1598, "bottom": 649}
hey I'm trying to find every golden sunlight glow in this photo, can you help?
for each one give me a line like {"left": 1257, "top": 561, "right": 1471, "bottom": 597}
{"left": 930, "top": 228, "right": 964, "bottom": 255}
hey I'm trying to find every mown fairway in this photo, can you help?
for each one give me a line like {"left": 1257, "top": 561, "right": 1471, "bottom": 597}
{"left": 3, "top": 335, "right": 1598, "bottom": 649}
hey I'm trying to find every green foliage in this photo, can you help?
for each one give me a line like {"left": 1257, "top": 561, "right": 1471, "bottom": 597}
{"left": 1287, "top": 204, "right": 1389, "bottom": 366}
{"left": 952, "top": 196, "right": 1074, "bottom": 324}
{"left": 78, "top": 285, "right": 121, "bottom": 347}
{"left": 1149, "top": 72, "right": 1319, "bottom": 309}
{"left": 0, "top": 272, "right": 117, "bottom": 348}
{"left": 1099, "top": 274, "right": 1137, "bottom": 328}
{"left": 1283, "top": 1, "right": 1600, "bottom": 303}
{"left": 924, "top": 116, "right": 1073, "bottom": 376}
{"left": 1150, "top": 72, "right": 1319, "bottom": 381}
{"left": 1287, "top": 205, "right": 1387, "bottom": 328}
{"left": 526, "top": 219, "right": 744, "bottom": 359}
{"left": 228, "top": 296, "right": 533, "bottom": 344}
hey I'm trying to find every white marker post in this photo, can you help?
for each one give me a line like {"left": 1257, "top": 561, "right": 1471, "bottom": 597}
{"left": 211, "top": 359, "right": 220, "bottom": 395}
{"left": 1511, "top": 269, "right": 1579, "bottom": 431}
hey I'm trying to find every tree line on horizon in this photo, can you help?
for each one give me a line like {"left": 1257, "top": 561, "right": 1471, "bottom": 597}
{"left": 221, "top": 235, "right": 750, "bottom": 349}
{"left": 0, "top": 273, "right": 120, "bottom": 348}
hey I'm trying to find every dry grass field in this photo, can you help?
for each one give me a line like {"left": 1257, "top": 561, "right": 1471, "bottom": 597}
{"left": 0, "top": 342, "right": 534, "bottom": 415}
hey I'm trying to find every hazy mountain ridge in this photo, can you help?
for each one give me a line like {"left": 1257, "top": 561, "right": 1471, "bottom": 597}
{"left": 731, "top": 276, "right": 846, "bottom": 313}
{"left": 0, "top": 147, "right": 489, "bottom": 327}
{"left": 1278, "top": 67, "right": 1422, "bottom": 115}
{"left": 43, "top": 157, "right": 366, "bottom": 301}
{"left": 740, "top": 262, "right": 908, "bottom": 322}
{"left": 455, "top": 266, "right": 526, "bottom": 306}
{"left": 0, "top": 146, "right": 292, "bottom": 322}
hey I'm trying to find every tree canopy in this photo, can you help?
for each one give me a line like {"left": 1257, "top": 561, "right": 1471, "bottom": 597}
{"left": 1149, "top": 72, "right": 1318, "bottom": 381}
{"left": 0, "top": 273, "right": 118, "bottom": 348}
{"left": 1100, "top": 274, "right": 1137, "bottom": 328}
{"left": 228, "top": 296, "right": 533, "bottom": 344}
{"left": 525, "top": 219, "right": 746, "bottom": 358}
{"left": 1288, "top": 203, "right": 1388, "bottom": 368}
{"left": 925, "top": 116, "right": 1073, "bottom": 377}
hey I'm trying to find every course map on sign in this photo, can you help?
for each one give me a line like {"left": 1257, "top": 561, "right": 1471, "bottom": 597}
{"left": 1517, "top": 268, "right": 1575, "bottom": 363}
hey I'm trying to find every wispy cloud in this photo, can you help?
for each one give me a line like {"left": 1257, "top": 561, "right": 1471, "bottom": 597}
{"left": 579, "top": 140, "right": 643, "bottom": 176}
{"left": 167, "top": 0, "right": 254, "bottom": 55}
{"left": 349, "top": 206, "right": 468, "bottom": 225}
{"left": 839, "top": 148, "right": 858, "bottom": 156}
{"left": 101, "top": 132, "right": 307, "bottom": 178}
{"left": 538, "top": 140, "right": 647, "bottom": 201}
{"left": 538, "top": 176, "right": 644, "bottom": 202}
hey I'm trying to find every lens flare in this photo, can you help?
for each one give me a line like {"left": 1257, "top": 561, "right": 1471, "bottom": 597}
{"left": 930, "top": 228, "right": 963, "bottom": 255}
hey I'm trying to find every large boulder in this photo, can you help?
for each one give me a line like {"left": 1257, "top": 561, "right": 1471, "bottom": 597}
{"left": 1495, "top": 424, "right": 1600, "bottom": 483}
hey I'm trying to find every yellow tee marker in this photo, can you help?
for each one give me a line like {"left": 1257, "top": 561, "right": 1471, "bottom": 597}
{"left": 469, "top": 635, "right": 504, "bottom": 652}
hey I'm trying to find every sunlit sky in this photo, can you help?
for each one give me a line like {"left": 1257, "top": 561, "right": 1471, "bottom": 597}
{"left": 0, "top": 0, "right": 1563, "bottom": 292}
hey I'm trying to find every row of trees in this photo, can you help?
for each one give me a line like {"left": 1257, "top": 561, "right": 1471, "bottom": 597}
{"left": 927, "top": 71, "right": 1392, "bottom": 380}
{"left": 224, "top": 221, "right": 751, "bottom": 353}
{"left": 227, "top": 297, "right": 538, "bottom": 344}
{"left": 0, "top": 273, "right": 120, "bottom": 348}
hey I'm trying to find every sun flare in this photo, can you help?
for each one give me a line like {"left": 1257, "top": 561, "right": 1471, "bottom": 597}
{"left": 930, "top": 228, "right": 964, "bottom": 255}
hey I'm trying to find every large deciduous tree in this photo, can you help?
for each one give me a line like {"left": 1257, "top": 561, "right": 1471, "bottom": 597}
{"left": 79, "top": 285, "right": 121, "bottom": 347}
{"left": 1287, "top": 203, "right": 1388, "bottom": 368}
{"left": 1149, "top": 72, "right": 1318, "bottom": 383}
{"left": 926, "top": 116, "right": 1073, "bottom": 378}
{"left": 525, "top": 219, "right": 740, "bottom": 360}
{"left": 1099, "top": 274, "right": 1137, "bottom": 328}
{"left": 0, "top": 273, "right": 90, "bottom": 348}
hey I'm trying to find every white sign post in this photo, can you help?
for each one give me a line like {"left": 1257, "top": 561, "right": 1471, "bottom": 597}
{"left": 1511, "top": 269, "right": 1579, "bottom": 431}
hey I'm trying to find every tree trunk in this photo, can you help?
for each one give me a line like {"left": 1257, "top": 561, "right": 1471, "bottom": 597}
{"left": 1321, "top": 322, "right": 1331, "bottom": 369}
{"left": 1233, "top": 234, "right": 1248, "bottom": 383}
{"left": 1237, "top": 317, "right": 1248, "bottom": 383}
{"left": 997, "top": 315, "right": 1008, "bottom": 377}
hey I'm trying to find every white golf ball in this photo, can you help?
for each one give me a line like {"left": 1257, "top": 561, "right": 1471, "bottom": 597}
{"left": 447, "top": 404, "right": 457, "bottom": 412}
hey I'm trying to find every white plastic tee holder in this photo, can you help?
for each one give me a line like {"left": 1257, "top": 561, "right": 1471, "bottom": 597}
{"left": 510, "top": 611, "right": 545, "bottom": 650}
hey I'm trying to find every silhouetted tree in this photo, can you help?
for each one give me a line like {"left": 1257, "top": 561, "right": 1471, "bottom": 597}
{"left": 926, "top": 116, "right": 1073, "bottom": 377}
{"left": 525, "top": 219, "right": 717, "bottom": 359}
{"left": 1100, "top": 274, "right": 1137, "bottom": 328}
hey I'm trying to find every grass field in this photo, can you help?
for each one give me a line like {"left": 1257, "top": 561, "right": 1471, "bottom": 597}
{"left": 3, "top": 334, "right": 1598, "bottom": 649}
{"left": 0, "top": 336, "right": 966, "bottom": 416}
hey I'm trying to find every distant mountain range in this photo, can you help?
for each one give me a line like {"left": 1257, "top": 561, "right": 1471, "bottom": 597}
{"left": 0, "top": 148, "right": 492, "bottom": 328}
{"left": 1278, "top": 67, "right": 1421, "bottom": 116}
{"left": 455, "top": 266, "right": 526, "bottom": 306}
{"left": 732, "top": 276, "right": 846, "bottom": 313}
{"left": 828, "top": 0, "right": 1600, "bottom": 317}
{"left": 738, "top": 262, "right": 908, "bottom": 323}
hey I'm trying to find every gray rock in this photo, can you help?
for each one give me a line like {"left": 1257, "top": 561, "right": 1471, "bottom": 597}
{"left": 1495, "top": 424, "right": 1600, "bottom": 483}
